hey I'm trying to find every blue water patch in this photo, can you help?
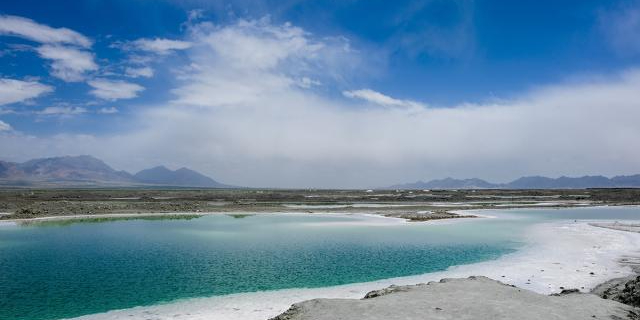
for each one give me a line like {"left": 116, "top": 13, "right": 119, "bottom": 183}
{"left": 1, "top": 207, "right": 639, "bottom": 320}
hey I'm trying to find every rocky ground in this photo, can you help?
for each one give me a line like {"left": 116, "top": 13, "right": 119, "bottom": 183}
{"left": 384, "top": 210, "right": 477, "bottom": 221}
{"left": 593, "top": 275, "right": 640, "bottom": 308}
{"left": 270, "top": 276, "right": 640, "bottom": 320}
{"left": 0, "top": 188, "right": 637, "bottom": 221}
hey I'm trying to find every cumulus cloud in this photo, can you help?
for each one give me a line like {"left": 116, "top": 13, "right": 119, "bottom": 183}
{"left": 0, "top": 78, "right": 53, "bottom": 105}
{"left": 171, "top": 18, "right": 359, "bottom": 107}
{"left": 37, "top": 106, "right": 87, "bottom": 115}
{"left": 0, "top": 120, "right": 12, "bottom": 131}
{"left": 125, "top": 66, "right": 154, "bottom": 78}
{"left": 343, "top": 89, "right": 425, "bottom": 109}
{"left": 88, "top": 79, "right": 144, "bottom": 100}
{"left": 0, "top": 14, "right": 91, "bottom": 47}
{"left": 131, "top": 38, "right": 192, "bottom": 54}
{"left": 2, "top": 19, "right": 640, "bottom": 188}
{"left": 35, "top": 45, "right": 98, "bottom": 82}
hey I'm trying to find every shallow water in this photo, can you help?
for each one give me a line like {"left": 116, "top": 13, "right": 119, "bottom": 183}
{"left": 0, "top": 206, "right": 639, "bottom": 320}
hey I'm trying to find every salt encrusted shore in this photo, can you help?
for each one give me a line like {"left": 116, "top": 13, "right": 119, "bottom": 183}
{"left": 271, "top": 222, "right": 640, "bottom": 320}
{"left": 591, "top": 222, "right": 640, "bottom": 233}
{"left": 0, "top": 210, "right": 473, "bottom": 225}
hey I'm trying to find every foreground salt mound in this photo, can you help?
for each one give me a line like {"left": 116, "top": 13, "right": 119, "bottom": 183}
{"left": 271, "top": 276, "right": 638, "bottom": 320}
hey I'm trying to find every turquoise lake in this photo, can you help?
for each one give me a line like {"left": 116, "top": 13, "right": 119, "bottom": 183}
{"left": 1, "top": 206, "right": 639, "bottom": 320}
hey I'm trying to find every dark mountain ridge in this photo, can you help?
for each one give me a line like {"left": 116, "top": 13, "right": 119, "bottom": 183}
{"left": 0, "top": 155, "right": 231, "bottom": 188}
{"left": 133, "top": 166, "right": 224, "bottom": 188}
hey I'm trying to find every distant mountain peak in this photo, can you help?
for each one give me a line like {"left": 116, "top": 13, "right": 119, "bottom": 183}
{"left": 0, "top": 155, "right": 232, "bottom": 188}
{"left": 143, "top": 165, "right": 172, "bottom": 172}
{"left": 390, "top": 174, "right": 640, "bottom": 189}
{"left": 133, "top": 165, "right": 228, "bottom": 188}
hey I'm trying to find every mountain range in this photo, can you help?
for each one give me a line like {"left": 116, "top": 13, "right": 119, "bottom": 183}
{"left": 390, "top": 175, "right": 640, "bottom": 190}
{"left": 2, "top": 155, "right": 638, "bottom": 189}
{"left": 0, "top": 155, "right": 231, "bottom": 188}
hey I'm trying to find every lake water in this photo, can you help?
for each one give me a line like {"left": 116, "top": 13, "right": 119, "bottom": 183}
{"left": 1, "top": 206, "right": 639, "bottom": 320}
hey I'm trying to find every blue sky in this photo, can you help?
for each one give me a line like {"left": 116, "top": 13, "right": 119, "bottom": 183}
{"left": 1, "top": 0, "right": 640, "bottom": 187}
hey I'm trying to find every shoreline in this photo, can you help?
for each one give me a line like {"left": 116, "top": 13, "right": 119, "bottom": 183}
{"left": 0, "top": 211, "right": 214, "bottom": 225}
{"left": 64, "top": 211, "right": 640, "bottom": 320}
{"left": 4, "top": 202, "right": 634, "bottom": 225}
{"left": 590, "top": 221, "right": 640, "bottom": 233}
{"left": 0, "top": 209, "right": 480, "bottom": 225}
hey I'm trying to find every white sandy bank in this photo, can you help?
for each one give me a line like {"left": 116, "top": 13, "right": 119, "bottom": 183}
{"left": 67, "top": 220, "right": 640, "bottom": 320}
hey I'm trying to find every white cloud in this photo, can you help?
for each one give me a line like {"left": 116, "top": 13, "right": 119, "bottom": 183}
{"left": 343, "top": 88, "right": 425, "bottom": 109}
{"left": 125, "top": 66, "right": 154, "bottom": 78}
{"left": 0, "top": 120, "right": 11, "bottom": 131}
{"left": 37, "top": 106, "right": 87, "bottom": 115}
{"left": 88, "top": 79, "right": 144, "bottom": 100}
{"left": 131, "top": 38, "right": 192, "bottom": 54}
{"left": 297, "top": 77, "right": 320, "bottom": 88}
{"left": 0, "top": 14, "right": 91, "bottom": 48}
{"left": 98, "top": 107, "right": 119, "bottom": 114}
{"left": 36, "top": 45, "right": 98, "bottom": 82}
{"left": 3, "top": 19, "right": 640, "bottom": 188}
{"left": 171, "top": 18, "right": 358, "bottom": 107}
{"left": 0, "top": 15, "right": 97, "bottom": 82}
{"left": 0, "top": 78, "right": 53, "bottom": 105}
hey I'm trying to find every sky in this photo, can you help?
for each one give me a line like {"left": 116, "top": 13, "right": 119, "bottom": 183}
{"left": 1, "top": 0, "right": 640, "bottom": 188}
